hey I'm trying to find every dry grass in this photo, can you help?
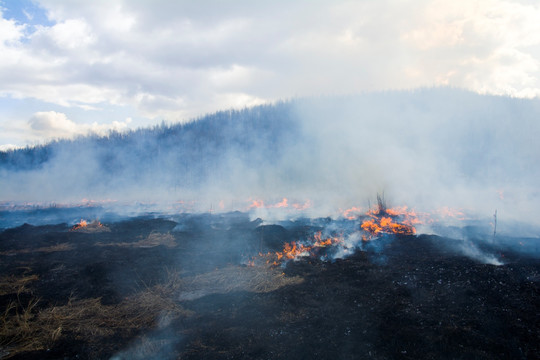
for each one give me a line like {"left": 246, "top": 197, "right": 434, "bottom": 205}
{"left": 0, "top": 274, "right": 38, "bottom": 296}
{"left": 0, "top": 271, "right": 192, "bottom": 359}
{"left": 1, "top": 297, "right": 43, "bottom": 355}
{"left": 0, "top": 243, "right": 73, "bottom": 256}
{"left": 0, "top": 265, "right": 302, "bottom": 358}
{"left": 179, "top": 264, "right": 303, "bottom": 301}
{"left": 97, "top": 232, "right": 177, "bottom": 248}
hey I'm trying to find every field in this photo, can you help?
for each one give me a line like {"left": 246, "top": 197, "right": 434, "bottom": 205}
{"left": 1, "top": 213, "right": 539, "bottom": 359}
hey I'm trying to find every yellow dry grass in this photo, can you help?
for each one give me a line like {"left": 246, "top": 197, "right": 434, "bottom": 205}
{"left": 0, "top": 243, "right": 73, "bottom": 256}
{"left": 97, "top": 232, "right": 177, "bottom": 248}
{"left": 0, "top": 274, "right": 38, "bottom": 296}
{"left": 178, "top": 263, "right": 303, "bottom": 301}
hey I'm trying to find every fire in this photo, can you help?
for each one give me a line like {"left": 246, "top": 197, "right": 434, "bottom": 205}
{"left": 247, "top": 198, "right": 311, "bottom": 211}
{"left": 435, "top": 206, "right": 467, "bottom": 220}
{"left": 243, "top": 196, "right": 427, "bottom": 267}
{"left": 292, "top": 200, "right": 312, "bottom": 210}
{"left": 274, "top": 198, "right": 288, "bottom": 208}
{"left": 249, "top": 199, "right": 265, "bottom": 209}
{"left": 360, "top": 202, "right": 417, "bottom": 240}
{"left": 342, "top": 206, "right": 363, "bottom": 220}
{"left": 70, "top": 219, "right": 108, "bottom": 232}
{"left": 360, "top": 216, "right": 415, "bottom": 237}
{"left": 272, "top": 231, "right": 343, "bottom": 264}
{"left": 71, "top": 219, "right": 88, "bottom": 231}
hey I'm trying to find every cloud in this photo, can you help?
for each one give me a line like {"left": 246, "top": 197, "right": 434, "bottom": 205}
{"left": 29, "top": 111, "right": 77, "bottom": 135}
{"left": 28, "top": 111, "right": 131, "bottom": 139}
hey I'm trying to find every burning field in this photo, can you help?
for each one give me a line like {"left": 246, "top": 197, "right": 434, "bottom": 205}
{"left": 1, "top": 205, "right": 539, "bottom": 359}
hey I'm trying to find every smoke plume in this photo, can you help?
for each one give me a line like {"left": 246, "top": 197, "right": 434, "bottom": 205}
{"left": 1, "top": 88, "right": 539, "bottom": 232}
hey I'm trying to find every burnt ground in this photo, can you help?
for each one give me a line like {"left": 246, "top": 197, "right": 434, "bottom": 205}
{"left": 0, "top": 212, "right": 539, "bottom": 359}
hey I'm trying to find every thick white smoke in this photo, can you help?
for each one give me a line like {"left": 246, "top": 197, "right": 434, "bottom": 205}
{"left": 1, "top": 88, "right": 539, "bottom": 231}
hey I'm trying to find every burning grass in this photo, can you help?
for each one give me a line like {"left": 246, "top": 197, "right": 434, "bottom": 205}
{"left": 70, "top": 220, "right": 110, "bottom": 233}
{"left": 359, "top": 194, "right": 417, "bottom": 240}
{"left": 259, "top": 231, "right": 344, "bottom": 266}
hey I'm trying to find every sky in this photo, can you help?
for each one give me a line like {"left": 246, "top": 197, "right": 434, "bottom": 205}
{"left": 1, "top": 0, "right": 540, "bottom": 149}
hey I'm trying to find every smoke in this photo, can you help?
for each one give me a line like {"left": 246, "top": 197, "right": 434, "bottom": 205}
{"left": 110, "top": 313, "right": 181, "bottom": 360}
{"left": 290, "top": 90, "right": 540, "bottom": 224}
{"left": 1, "top": 88, "right": 540, "bottom": 231}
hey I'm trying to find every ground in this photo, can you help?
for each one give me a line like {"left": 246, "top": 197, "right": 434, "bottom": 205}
{"left": 0, "top": 213, "right": 539, "bottom": 359}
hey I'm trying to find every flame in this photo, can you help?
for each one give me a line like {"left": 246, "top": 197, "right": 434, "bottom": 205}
{"left": 273, "top": 198, "right": 288, "bottom": 208}
{"left": 292, "top": 200, "right": 312, "bottom": 210}
{"left": 360, "top": 206, "right": 417, "bottom": 240}
{"left": 272, "top": 231, "right": 343, "bottom": 264}
{"left": 342, "top": 206, "right": 363, "bottom": 220}
{"left": 70, "top": 219, "right": 105, "bottom": 232}
{"left": 248, "top": 197, "right": 312, "bottom": 211}
{"left": 435, "top": 206, "right": 467, "bottom": 220}
{"left": 249, "top": 199, "right": 265, "bottom": 209}
{"left": 71, "top": 219, "right": 88, "bottom": 231}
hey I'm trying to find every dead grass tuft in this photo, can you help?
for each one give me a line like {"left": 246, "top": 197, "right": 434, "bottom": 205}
{"left": 1, "top": 297, "right": 42, "bottom": 356}
{"left": 0, "top": 274, "right": 39, "bottom": 296}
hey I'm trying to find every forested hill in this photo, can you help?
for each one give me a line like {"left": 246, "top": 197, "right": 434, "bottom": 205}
{"left": 0, "top": 101, "right": 297, "bottom": 175}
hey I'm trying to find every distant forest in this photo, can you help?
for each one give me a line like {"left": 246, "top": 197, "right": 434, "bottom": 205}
{"left": 0, "top": 101, "right": 298, "bottom": 184}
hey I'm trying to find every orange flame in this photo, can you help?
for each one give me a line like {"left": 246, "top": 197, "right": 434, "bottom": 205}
{"left": 248, "top": 198, "right": 311, "bottom": 211}
{"left": 70, "top": 219, "right": 105, "bottom": 232}
{"left": 435, "top": 207, "right": 467, "bottom": 221}
{"left": 273, "top": 198, "right": 288, "bottom": 208}
{"left": 342, "top": 206, "right": 363, "bottom": 220}
{"left": 272, "top": 231, "right": 343, "bottom": 264}
{"left": 360, "top": 206, "right": 417, "bottom": 240}
{"left": 249, "top": 199, "right": 265, "bottom": 209}
{"left": 71, "top": 219, "right": 88, "bottom": 231}
{"left": 292, "top": 200, "right": 312, "bottom": 210}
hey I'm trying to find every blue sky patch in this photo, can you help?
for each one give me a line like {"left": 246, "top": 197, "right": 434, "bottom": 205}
{"left": 1, "top": 0, "right": 54, "bottom": 28}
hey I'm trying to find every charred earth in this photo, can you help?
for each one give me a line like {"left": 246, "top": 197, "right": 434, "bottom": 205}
{"left": 0, "top": 212, "right": 539, "bottom": 359}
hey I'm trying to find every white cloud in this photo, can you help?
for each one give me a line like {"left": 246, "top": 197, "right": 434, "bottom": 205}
{"left": 28, "top": 111, "right": 131, "bottom": 140}
{"left": 402, "top": 0, "right": 540, "bottom": 96}
{"left": 32, "top": 18, "right": 95, "bottom": 50}
{"left": 0, "top": 11, "right": 25, "bottom": 44}
{"left": 29, "top": 111, "right": 77, "bottom": 134}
